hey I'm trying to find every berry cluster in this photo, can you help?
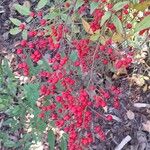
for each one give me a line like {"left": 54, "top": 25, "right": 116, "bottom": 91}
{"left": 13, "top": 0, "right": 139, "bottom": 149}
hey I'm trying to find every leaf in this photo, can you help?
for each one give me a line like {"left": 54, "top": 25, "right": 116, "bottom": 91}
{"left": 9, "top": 27, "right": 21, "bottom": 35}
{"left": 43, "top": 12, "right": 59, "bottom": 20}
{"left": 24, "top": 83, "right": 39, "bottom": 107}
{"left": 130, "top": 1, "right": 150, "bottom": 11}
{"left": 81, "top": 18, "right": 94, "bottom": 34}
{"left": 90, "top": 2, "right": 99, "bottom": 14}
{"left": 112, "top": 33, "right": 131, "bottom": 43}
{"left": 13, "top": 4, "right": 30, "bottom": 16}
{"left": 112, "top": 15, "right": 123, "bottom": 34}
{"left": 135, "top": 16, "right": 150, "bottom": 33}
{"left": 36, "top": 0, "right": 48, "bottom": 10}
{"left": 126, "top": 110, "right": 135, "bottom": 120}
{"left": 74, "top": 0, "right": 84, "bottom": 11}
{"left": 113, "top": 1, "right": 129, "bottom": 11}
{"left": 142, "top": 120, "right": 150, "bottom": 132}
{"left": 4, "top": 140, "right": 16, "bottom": 148}
{"left": 48, "top": 130, "right": 55, "bottom": 150}
{"left": 70, "top": 51, "right": 78, "bottom": 62}
{"left": 10, "top": 18, "right": 21, "bottom": 26}
{"left": 22, "top": 30, "right": 28, "bottom": 40}
{"left": 100, "top": 11, "right": 111, "bottom": 26}
{"left": 60, "top": 136, "right": 67, "bottom": 150}
{"left": 90, "top": 33, "right": 99, "bottom": 41}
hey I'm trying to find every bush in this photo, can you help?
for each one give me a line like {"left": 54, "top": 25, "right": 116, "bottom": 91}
{"left": 6, "top": 0, "right": 150, "bottom": 149}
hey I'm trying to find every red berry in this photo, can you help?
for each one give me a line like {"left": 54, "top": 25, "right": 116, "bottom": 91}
{"left": 123, "top": 9, "right": 128, "bottom": 14}
{"left": 106, "top": 115, "right": 113, "bottom": 121}
{"left": 16, "top": 48, "right": 23, "bottom": 54}
{"left": 30, "top": 12, "right": 35, "bottom": 18}
{"left": 126, "top": 23, "right": 132, "bottom": 29}
{"left": 19, "top": 23, "right": 25, "bottom": 30}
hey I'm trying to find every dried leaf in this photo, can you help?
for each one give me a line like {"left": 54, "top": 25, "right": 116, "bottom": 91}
{"left": 126, "top": 110, "right": 135, "bottom": 120}
{"left": 143, "top": 84, "right": 148, "bottom": 92}
{"left": 112, "top": 33, "right": 132, "bottom": 43}
{"left": 142, "top": 121, "right": 150, "bottom": 132}
{"left": 81, "top": 18, "right": 94, "bottom": 34}
{"left": 130, "top": 1, "right": 150, "bottom": 11}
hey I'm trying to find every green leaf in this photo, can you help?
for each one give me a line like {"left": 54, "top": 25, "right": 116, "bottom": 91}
{"left": 22, "top": 30, "right": 28, "bottom": 40}
{"left": 14, "top": 4, "right": 30, "bottom": 16}
{"left": 9, "top": 27, "right": 21, "bottom": 35}
{"left": 10, "top": 17, "right": 21, "bottom": 26}
{"left": 43, "top": 12, "right": 59, "bottom": 20}
{"left": 24, "top": 83, "right": 39, "bottom": 107}
{"left": 60, "top": 136, "right": 67, "bottom": 150}
{"left": 135, "top": 16, "right": 150, "bottom": 32}
{"left": 36, "top": 0, "right": 48, "bottom": 10}
{"left": 70, "top": 51, "right": 78, "bottom": 62}
{"left": 4, "top": 140, "right": 16, "bottom": 148}
{"left": 2, "top": 58, "right": 14, "bottom": 78}
{"left": 90, "top": 2, "right": 99, "bottom": 14}
{"left": 74, "top": 0, "right": 84, "bottom": 11}
{"left": 90, "top": 33, "right": 99, "bottom": 41}
{"left": 112, "top": 15, "right": 123, "bottom": 34}
{"left": 26, "top": 17, "right": 33, "bottom": 23}
{"left": 48, "top": 130, "right": 55, "bottom": 150}
{"left": 113, "top": 1, "right": 129, "bottom": 11}
{"left": 100, "top": 11, "right": 111, "bottom": 26}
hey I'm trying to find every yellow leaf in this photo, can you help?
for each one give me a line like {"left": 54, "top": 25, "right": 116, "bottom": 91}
{"left": 112, "top": 33, "right": 132, "bottom": 43}
{"left": 81, "top": 18, "right": 94, "bottom": 35}
{"left": 130, "top": 1, "right": 150, "bottom": 11}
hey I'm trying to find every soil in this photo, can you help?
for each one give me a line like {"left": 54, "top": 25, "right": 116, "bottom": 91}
{"left": 0, "top": 0, "right": 150, "bottom": 150}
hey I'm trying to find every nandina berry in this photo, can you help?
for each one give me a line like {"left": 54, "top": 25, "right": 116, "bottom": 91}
{"left": 19, "top": 23, "right": 25, "bottom": 30}
{"left": 99, "top": 45, "right": 105, "bottom": 51}
{"left": 40, "top": 19, "right": 47, "bottom": 26}
{"left": 106, "top": 115, "right": 113, "bottom": 121}
{"left": 107, "top": 3, "right": 113, "bottom": 9}
{"left": 124, "top": 4, "right": 129, "bottom": 9}
{"left": 123, "top": 9, "right": 128, "bottom": 14}
{"left": 20, "top": 40, "right": 27, "bottom": 47}
{"left": 126, "top": 23, "right": 132, "bottom": 29}
{"left": 30, "top": 12, "right": 35, "bottom": 18}
{"left": 65, "top": 2, "right": 70, "bottom": 8}
{"left": 16, "top": 48, "right": 23, "bottom": 54}
{"left": 37, "top": 11, "right": 43, "bottom": 17}
{"left": 107, "top": 48, "right": 113, "bottom": 55}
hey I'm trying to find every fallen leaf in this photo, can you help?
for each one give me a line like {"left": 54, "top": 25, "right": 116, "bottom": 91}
{"left": 142, "top": 120, "right": 150, "bottom": 132}
{"left": 112, "top": 33, "right": 132, "bottom": 43}
{"left": 81, "top": 18, "right": 94, "bottom": 35}
{"left": 126, "top": 110, "right": 135, "bottom": 120}
{"left": 130, "top": 1, "right": 150, "bottom": 11}
{"left": 143, "top": 84, "right": 148, "bottom": 92}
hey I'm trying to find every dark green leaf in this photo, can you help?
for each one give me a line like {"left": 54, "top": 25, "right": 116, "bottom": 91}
{"left": 9, "top": 27, "right": 21, "bottom": 35}
{"left": 10, "top": 17, "right": 22, "bottom": 26}
{"left": 48, "top": 130, "right": 55, "bottom": 150}
{"left": 70, "top": 51, "right": 78, "bottom": 62}
{"left": 74, "top": 0, "right": 84, "bottom": 11}
{"left": 14, "top": 4, "right": 30, "bottom": 16}
{"left": 113, "top": 1, "right": 129, "bottom": 11}
{"left": 24, "top": 83, "right": 39, "bottom": 107}
{"left": 135, "top": 16, "right": 150, "bottom": 32}
{"left": 112, "top": 15, "right": 123, "bottom": 34}
{"left": 100, "top": 11, "right": 111, "bottom": 26}
{"left": 36, "top": 0, "right": 48, "bottom": 10}
{"left": 90, "top": 2, "right": 99, "bottom": 14}
{"left": 4, "top": 140, "right": 16, "bottom": 148}
{"left": 60, "top": 136, "right": 67, "bottom": 150}
{"left": 22, "top": 30, "right": 28, "bottom": 40}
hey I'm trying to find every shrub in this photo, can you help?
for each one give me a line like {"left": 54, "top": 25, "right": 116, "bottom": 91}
{"left": 8, "top": 0, "right": 150, "bottom": 149}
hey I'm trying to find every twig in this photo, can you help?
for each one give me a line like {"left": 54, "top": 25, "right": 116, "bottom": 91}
{"left": 115, "top": 135, "right": 132, "bottom": 150}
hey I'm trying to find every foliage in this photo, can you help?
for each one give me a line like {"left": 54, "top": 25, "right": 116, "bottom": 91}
{"left": 5, "top": 0, "right": 150, "bottom": 149}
